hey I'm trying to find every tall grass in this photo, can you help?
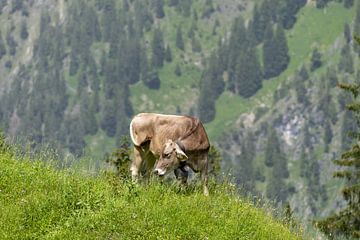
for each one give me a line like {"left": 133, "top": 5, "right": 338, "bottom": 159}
{"left": 0, "top": 139, "right": 301, "bottom": 239}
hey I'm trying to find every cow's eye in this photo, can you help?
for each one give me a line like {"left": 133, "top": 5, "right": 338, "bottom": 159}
{"left": 164, "top": 153, "right": 171, "bottom": 158}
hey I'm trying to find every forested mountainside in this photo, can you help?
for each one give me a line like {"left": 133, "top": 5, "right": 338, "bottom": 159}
{"left": 0, "top": 0, "right": 358, "bottom": 234}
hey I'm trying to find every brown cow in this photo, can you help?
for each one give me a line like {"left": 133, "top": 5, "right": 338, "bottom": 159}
{"left": 129, "top": 113, "right": 210, "bottom": 195}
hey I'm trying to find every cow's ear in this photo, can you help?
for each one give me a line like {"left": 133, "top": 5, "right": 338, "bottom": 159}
{"left": 175, "top": 145, "right": 188, "bottom": 161}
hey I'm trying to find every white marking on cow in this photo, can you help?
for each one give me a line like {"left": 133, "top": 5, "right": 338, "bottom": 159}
{"left": 155, "top": 168, "right": 166, "bottom": 176}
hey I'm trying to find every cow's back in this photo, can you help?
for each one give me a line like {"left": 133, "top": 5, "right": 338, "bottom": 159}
{"left": 130, "top": 113, "right": 209, "bottom": 154}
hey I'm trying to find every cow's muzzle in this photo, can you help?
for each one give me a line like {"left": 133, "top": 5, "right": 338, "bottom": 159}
{"left": 153, "top": 169, "right": 165, "bottom": 177}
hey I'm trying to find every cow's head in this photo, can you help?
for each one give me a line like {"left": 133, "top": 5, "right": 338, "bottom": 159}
{"left": 153, "top": 139, "right": 188, "bottom": 176}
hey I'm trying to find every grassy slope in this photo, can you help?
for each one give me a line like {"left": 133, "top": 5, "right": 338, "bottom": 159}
{"left": 0, "top": 147, "right": 300, "bottom": 239}
{"left": 206, "top": 2, "right": 355, "bottom": 141}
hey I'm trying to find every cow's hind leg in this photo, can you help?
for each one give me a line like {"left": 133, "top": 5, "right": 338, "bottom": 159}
{"left": 200, "top": 155, "right": 209, "bottom": 196}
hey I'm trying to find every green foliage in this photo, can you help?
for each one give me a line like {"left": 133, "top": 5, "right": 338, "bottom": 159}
{"left": 208, "top": 145, "right": 222, "bottom": 179}
{"left": 104, "top": 137, "right": 132, "bottom": 179}
{"left": 0, "top": 145, "right": 301, "bottom": 240}
{"left": 316, "top": 81, "right": 360, "bottom": 239}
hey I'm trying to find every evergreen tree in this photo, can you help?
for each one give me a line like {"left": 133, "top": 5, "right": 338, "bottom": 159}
{"left": 79, "top": 91, "right": 98, "bottom": 135}
{"left": 344, "top": 0, "right": 354, "bottom": 8}
{"left": 227, "top": 17, "right": 247, "bottom": 92}
{"left": 316, "top": 0, "right": 330, "bottom": 9}
{"left": 153, "top": 0, "right": 165, "bottom": 19}
{"left": 176, "top": 25, "right": 185, "bottom": 51}
{"left": 143, "top": 70, "right": 161, "bottom": 89}
{"left": 235, "top": 46, "right": 262, "bottom": 98}
{"left": 202, "top": 0, "right": 215, "bottom": 19}
{"left": 66, "top": 115, "right": 86, "bottom": 157}
{"left": 191, "top": 35, "right": 202, "bottom": 53}
{"left": 338, "top": 44, "right": 354, "bottom": 74}
{"left": 174, "top": 64, "right": 181, "bottom": 76}
{"left": 263, "top": 24, "right": 289, "bottom": 79}
{"left": 324, "top": 119, "right": 333, "bottom": 153}
{"left": 6, "top": 30, "right": 17, "bottom": 56}
{"left": 151, "top": 28, "right": 165, "bottom": 68}
{"left": 316, "top": 81, "right": 360, "bottom": 239}
{"left": 265, "top": 127, "right": 279, "bottom": 167}
{"left": 340, "top": 110, "right": 356, "bottom": 152}
{"left": 11, "top": 0, "right": 23, "bottom": 13}
{"left": 294, "top": 75, "right": 308, "bottom": 106}
{"left": 353, "top": 3, "right": 360, "bottom": 55}
{"left": 0, "top": 30, "right": 6, "bottom": 59}
{"left": 344, "top": 23, "right": 351, "bottom": 44}
{"left": 101, "top": 99, "right": 117, "bottom": 137}
{"left": 20, "top": 19, "right": 28, "bottom": 40}
{"left": 237, "top": 132, "right": 256, "bottom": 193}
{"left": 263, "top": 24, "right": 275, "bottom": 79}
{"left": 101, "top": 0, "right": 117, "bottom": 41}
{"left": 168, "top": 0, "right": 179, "bottom": 7}
{"left": 198, "top": 53, "right": 223, "bottom": 123}
{"left": 310, "top": 48, "right": 322, "bottom": 72}
{"left": 165, "top": 45, "right": 172, "bottom": 62}
{"left": 266, "top": 152, "right": 289, "bottom": 204}
{"left": 273, "top": 24, "right": 290, "bottom": 74}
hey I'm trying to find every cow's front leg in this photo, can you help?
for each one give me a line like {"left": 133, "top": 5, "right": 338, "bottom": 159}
{"left": 130, "top": 146, "right": 142, "bottom": 182}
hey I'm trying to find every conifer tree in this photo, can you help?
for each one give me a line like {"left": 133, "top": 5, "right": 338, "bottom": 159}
{"left": 344, "top": 0, "right": 354, "bottom": 8}
{"left": 227, "top": 17, "right": 247, "bottom": 92}
{"left": 324, "top": 119, "right": 332, "bottom": 153}
{"left": 151, "top": 28, "right": 165, "bottom": 68}
{"left": 344, "top": 23, "right": 351, "bottom": 43}
{"left": 20, "top": 20, "right": 28, "bottom": 40}
{"left": 165, "top": 45, "right": 172, "bottom": 62}
{"left": 0, "top": 30, "right": 6, "bottom": 59}
{"left": 6, "top": 30, "right": 17, "bottom": 56}
{"left": 202, "top": 0, "right": 215, "bottom": 19}
{"left": 338, "top": 44, "right": 354, "bottom": 74}
{"left": 176, "top": 25, "right": 185, "bottom": 51}
{"left": 263, "top": 24, "right": 275, "bottom": 79}
{"left": 237, "top": 132, "right": 256, "bottom": 193}
{"left": 274, "top": 24, "right": 290, "bottom": 74}
{"left": 153, "top": 0, "right": 165, "bottom": 19}
{"left": 353, "top": 3, "right": 360, "bottom": 55}
{"left": 310, "top": 48, "right": 322, "bottom": 71}
{"left": 235, "top": 46, "right": 262, "bottom": 98}
{"left": 265, "top": 127, "right": 279, "bottom": 167}
{"left": 316, "top": 80, "right": 360, "bottom": 239}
